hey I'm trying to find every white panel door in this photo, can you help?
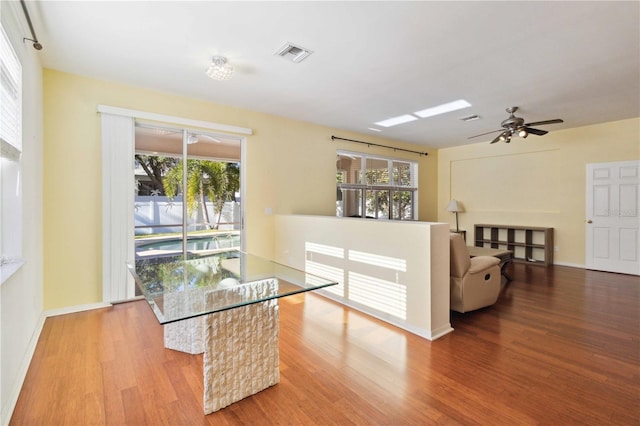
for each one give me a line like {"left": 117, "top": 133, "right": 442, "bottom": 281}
{"left": 586, "top": 160, "right": 640, "bottom": 275}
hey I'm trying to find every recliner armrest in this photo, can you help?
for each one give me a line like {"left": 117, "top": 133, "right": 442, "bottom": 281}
{"left": 468, "top": 256, "right": 500, "bottom": 274}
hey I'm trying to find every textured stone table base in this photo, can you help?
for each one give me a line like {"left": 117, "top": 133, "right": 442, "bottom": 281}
{"left": 164, "top": 284, "right": 210, "bottom": 355}
{"left": 164, "top": 279, "right": 280, "bottom": 414}
{"left": 203, "top": 299, "right": 279, "bottom": 413}
{"left": 164, "top": 316, "right": 205, "bottom": 354}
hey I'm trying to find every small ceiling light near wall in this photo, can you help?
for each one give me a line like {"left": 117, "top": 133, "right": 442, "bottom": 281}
{"left": 206, "top": 56, "right": 234, "bottom": 81}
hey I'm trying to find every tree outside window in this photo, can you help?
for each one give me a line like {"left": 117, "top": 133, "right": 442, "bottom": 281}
{"left": 336, "top": 151, "right": 418, "bottom": 220}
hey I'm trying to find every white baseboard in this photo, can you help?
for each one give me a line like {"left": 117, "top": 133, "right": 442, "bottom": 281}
{"left": 44, "top": 301, "right": 112, "bottom": 318}
{"left": 553, "top": 261, "right": 585, "bottom": 269}
{"left": 430, "top": 324, "right": 455, "bottom": 340}
{"left": 315, "top": 289, "right": 450, "bottom": 341}
{"left": 1, "top": 312, "right": 46, "bottom": 426}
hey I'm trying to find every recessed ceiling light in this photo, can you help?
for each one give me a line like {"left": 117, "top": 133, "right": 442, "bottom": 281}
{"left": 374, "top": 114, "right": 419, "bottom": 128}
{"left": 414, "top": 99, "right": 472, "bottom": 119}
{"left": 368, "top": 127, "right": 382, "bottom": 132}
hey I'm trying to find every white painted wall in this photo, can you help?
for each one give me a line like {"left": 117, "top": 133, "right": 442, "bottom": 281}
{"left": 274, "top": 215, "right": 452, "bottom": 340}
{"left": 0, "top": 2, "right": 44, "bottom": 424}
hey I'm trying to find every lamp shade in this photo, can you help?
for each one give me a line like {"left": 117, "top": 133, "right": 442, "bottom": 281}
{"left": 446, "top": 199, "right": 464, "bottom": 213}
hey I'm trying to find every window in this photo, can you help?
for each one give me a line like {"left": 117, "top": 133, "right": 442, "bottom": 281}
{"left": 336, "top": 151, "right": 418, "bottom": 220}
{"left": 0, "top": 23, "right": 23, "bottom": 281}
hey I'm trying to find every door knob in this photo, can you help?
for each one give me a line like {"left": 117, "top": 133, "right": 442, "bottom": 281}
{"left": 587, "top": 220, "right": 593, "bottom": 224}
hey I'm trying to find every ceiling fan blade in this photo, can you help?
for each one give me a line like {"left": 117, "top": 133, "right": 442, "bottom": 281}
{"left": 489, "top": 133, "right": 505, "bottom": 144}
{"left": 525, "top": 127, "right": 548, "bottom": 136}
{"left": 524, "top": 118, "right": 564, "bottom": 126}
{"left": 468, "top": 129, "right": 502, "bottom": 139}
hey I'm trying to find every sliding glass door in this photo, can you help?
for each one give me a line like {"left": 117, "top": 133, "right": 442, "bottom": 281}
{"left": 133, "top": 124, "right": 242, "bottom": 276}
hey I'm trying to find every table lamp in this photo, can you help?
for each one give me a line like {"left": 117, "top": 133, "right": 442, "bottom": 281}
{"left": 447, "top": 199, "right": 464, "bottom": 232}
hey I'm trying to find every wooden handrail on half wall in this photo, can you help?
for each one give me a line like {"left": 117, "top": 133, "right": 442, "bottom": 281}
{"left": 274, "top": 215, "right": 452, "bottom": 340}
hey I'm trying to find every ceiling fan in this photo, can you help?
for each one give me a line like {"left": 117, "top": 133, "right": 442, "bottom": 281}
{"left": 469, "top": 106, "right": 564, "bottom": 144}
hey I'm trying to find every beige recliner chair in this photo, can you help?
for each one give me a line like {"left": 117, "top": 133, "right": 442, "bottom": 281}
{"left": 450, "top": 233, "right": 501, "bottom": 313}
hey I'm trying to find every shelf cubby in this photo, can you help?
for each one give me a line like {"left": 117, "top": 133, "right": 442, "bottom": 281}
{"left": 474, "top": 224, "right": 554, "bottom": 266}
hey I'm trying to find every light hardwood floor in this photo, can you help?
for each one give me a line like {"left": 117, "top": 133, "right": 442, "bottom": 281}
{"left": 10, "top": 263, "right": 640, "bottom": 425}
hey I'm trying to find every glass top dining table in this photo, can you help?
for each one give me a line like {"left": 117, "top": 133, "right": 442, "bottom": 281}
{"left": 127, "top": 250, "right": 337, "bottom": 324}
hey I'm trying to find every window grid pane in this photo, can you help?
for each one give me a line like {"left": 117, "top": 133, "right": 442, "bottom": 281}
{"left": 0, "top": 26, "right": 21, "bottom": 151}
{"left": 336, "top": 153, "right": 363, "bottom": 185}
{"left": 392, "top": 191, "right": 414, "bottom": 220}
{"left": 366, "top": 189, "right": 390, "bottom": 219}
{"left": 392, "top": 161, "right": 412, "bottom": 186}
{"left": 336, "top": 188, "right": 363, "bottom": 218}
{"left": 366, "top": 157, "right": 389, "bottom": 185}
{"left": 336, "top": 151, "right": 418, "bottom": 221}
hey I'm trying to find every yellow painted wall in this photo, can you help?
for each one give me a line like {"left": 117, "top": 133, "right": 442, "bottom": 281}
{"left": 43, "top": 69, "right": 438, "bottom": 310}
{"left": 437, "top": 118, "right": 640, "bottom": 266}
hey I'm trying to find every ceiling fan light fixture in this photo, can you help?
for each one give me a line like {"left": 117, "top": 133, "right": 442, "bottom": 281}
{"left": 518, "top": 127, "right": 528, "bottom": 138}
{"left": 469, "top": 106, "right": 563, "bottom": 144}
{"left": 206, "top": 56, "right": 234, "bottom": 81}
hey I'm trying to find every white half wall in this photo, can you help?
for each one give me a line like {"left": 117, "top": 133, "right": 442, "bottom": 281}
{"left": 274, "top": 215, "right": 452, "bottom": 340}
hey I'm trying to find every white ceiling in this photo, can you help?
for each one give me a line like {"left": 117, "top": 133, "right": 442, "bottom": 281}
{"left": 27, "top": 1, "right": 640, "bottom": 148}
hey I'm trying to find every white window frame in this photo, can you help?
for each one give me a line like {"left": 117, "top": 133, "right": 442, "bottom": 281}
{"left": 0, "top": 23, "right": 24, "bottom": 284}
{"left": 336, "top": 150, "right": 419, "bottom": 220}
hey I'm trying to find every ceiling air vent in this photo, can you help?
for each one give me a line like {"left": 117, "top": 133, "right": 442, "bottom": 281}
{"left": 460, "top": 114, "right": 480, "bottom": 122}
{"left": 274, "top": 42, "right": 313, "bottom": 63}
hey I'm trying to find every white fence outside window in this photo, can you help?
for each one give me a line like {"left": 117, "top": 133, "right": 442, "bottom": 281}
{"left": 134, "top": 196, "right": 240, "bottom": 235}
